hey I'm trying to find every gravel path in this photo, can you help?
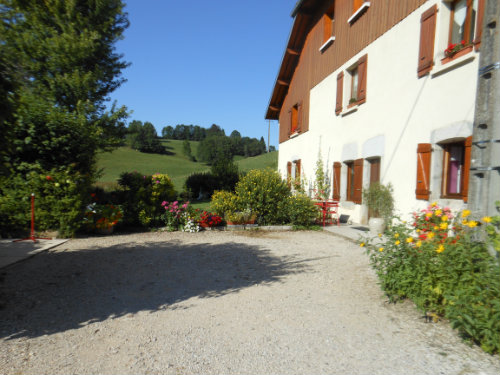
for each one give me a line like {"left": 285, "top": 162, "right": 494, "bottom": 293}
{"left": 0, "top": 231, "right": 499, "bottom": 374}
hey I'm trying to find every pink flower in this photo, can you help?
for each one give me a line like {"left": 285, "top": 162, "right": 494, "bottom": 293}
{"left": 161, "top": 201, "right": 168, "bottom": 206}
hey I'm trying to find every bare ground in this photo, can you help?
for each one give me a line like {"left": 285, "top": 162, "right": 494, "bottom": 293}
{"left": 0, "top": 230, "right": 499, "bottom": 374}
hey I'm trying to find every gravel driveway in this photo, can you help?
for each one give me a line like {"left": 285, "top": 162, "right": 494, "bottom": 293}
{"left": 0, "top": 231, "right": 499, "bottom": 374}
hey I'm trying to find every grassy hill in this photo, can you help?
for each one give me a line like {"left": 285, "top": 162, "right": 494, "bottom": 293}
{"left": 96, "top": 139, "right": 278, "bottom": 192}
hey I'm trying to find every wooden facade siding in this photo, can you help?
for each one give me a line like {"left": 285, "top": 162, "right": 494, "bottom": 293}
{"left": 271, "top": 0, "right": 427, "bottom": 143}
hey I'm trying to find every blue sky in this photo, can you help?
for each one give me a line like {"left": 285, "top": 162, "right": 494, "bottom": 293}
{"left": 109, "top": 1, "right": 295, "bottom": 148}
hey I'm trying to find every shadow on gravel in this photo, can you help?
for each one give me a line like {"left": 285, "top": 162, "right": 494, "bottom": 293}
{"left": 0, "top": 239, "right": 310, "bottom": 340}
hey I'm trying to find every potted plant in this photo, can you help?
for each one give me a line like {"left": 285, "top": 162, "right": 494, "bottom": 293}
{"left": 362, "top": 182, "right": 394, "bottom": 235}
{"left": 225, "top": 209, "right": 257, "bottom": 226}
{"left": 199, "top": 211, "right": 223, "bottom": 228}
{"left": 84, "top": 203, "right": 123, "bottom": 234}
{"left": 442, "top": 40, "right": 473, "bottom": 63}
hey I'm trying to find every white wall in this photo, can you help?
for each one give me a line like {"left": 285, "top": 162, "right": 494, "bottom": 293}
{"left": 278, "top": 0, "right": 478, "bottom": 223}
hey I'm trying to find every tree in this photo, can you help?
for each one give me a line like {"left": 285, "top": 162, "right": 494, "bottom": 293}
{"left": 0, "top": 0, "right": 129, "bottom": 176}
{"left": 182, "top": 139, "right": 195, "bottom": 161}
{"left": 132, "top": 122, "right": 164, "bottom": 154}
{"left": 197, "top": 135, "right": 233, "bottom": 164}
{"left": 161, "top": 125, "right": 174, "bottom": 139}
{"left": 207, "top": 124, "right": 225, "bottom": 137}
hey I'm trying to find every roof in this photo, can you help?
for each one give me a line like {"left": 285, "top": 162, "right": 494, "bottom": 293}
{"left": 265, "top": 0, "right": 321, "bottom": 120}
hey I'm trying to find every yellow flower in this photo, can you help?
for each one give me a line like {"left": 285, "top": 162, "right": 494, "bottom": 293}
{"left": 467, "top": 221, "right": 478, "bottom": 228}
{"left": 462, "top": 219, "right": 468, "bottom": 226}
{"left": 406, "top": 237, "right": 414, "bottom": 243}
{"left": 436, "top": 244, "right": 445, "bottom": 253}
{"left": 378, "top": 233, "right": 382, "bottom": 238}
{"left": 435, "top": 209, "right": 442, "bottom": 216}
{"left": 416, "top": 240, "right": 422, "bottom": 248}
{"left": 395, "top": 240, "right": 401, "bottom": 245}
{"left": 360, "top": 242, "right": 365, "bottom": 247}
{"left": 441, "top": 215, "right": 448, "bottom": 222}
{"left": 427, "top": 232, "right": 435, "bottom": 239}
{"left": 394, "top": 233, "right": 399, "bottom": 238}
{"left": 378, "top": 247, "right": 384, "bottom": 252}
{"left": 440, "top": 222, "right": 448, "bottom": 230}
{"left": 482, "top": 216, "right": 492, "bottom": 223}
{"left": 425, "top": 212, "right": 433, "bottom": 217}
{"left": 416, "top": 229, "right": 420, "bottom": 233}
{"left": 431, "top": 202, "right": 438, "bottom": 207}
{"left": 462, "top": 209, "right": 471, "bottom": 218}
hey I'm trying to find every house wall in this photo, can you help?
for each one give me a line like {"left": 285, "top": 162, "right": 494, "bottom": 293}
{"left": 278, "top": 0, "right": 480, "bottom": 223}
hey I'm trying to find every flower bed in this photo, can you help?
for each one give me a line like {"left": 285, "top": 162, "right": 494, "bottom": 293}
{"left": 361, "top": 202, "right": 500, "bottom": 354}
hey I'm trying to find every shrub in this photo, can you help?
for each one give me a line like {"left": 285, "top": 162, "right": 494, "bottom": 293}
{"left": 211, "top": 159, "right": 239, "bottom": 192}
{"left": 362, "top": 182, "right": 394, "bottom": 220}
{"left": 210, "top": 190, "right": 240, "bottom": 217}
{"left": 118, "top": 171, "right": 176, "bottom": 227}
{"left": 280, "top": 193, "right": 318, "bottom": 227}
{"left": 184, "top": 172, "right": 218, "bottom": 199}
{"left": 161, "top": 200, "right": 199, "bottom": 232}
{"left": 234, "top": 168, "right": 290, "bottom": 225}
{"left": 83, "top": 203, "right": 123, "bottom": 231}
{"left": 363, "top": 203, "right": 500, "bottom": 354}
{"left": 0, "top": 168, "right": 91, "bottom": 237}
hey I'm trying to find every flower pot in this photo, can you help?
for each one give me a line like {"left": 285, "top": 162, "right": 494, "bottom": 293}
{"left": 369, "top": 217, "right": 385, "bottom": 236}
{"left": 441, "top": 45, "right": 473, "bottom": 64}
{"left": 199, "top": 223, "right": 210, "bottom": 228}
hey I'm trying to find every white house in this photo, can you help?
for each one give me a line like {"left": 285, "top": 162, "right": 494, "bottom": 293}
{"left": 266, "top": 0, "right": 485, "bottom": 223}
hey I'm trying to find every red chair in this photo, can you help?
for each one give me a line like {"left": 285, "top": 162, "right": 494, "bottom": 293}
{"left": 314, "top": 200, "right": 340, "bottom": 227}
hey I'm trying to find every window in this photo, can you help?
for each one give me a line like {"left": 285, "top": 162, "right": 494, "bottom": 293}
{"left": 345, "top": 159, "right": 363, "bottom": 204}
{"left": 349, "top": 1, "right": 370, "bottom": 24}
{"left": 321, "top": 3, "right": 335, "bottom": 49}
{"left": 449, "top": 0, "right": 478, "bottom": 46}
{"left": 441, "top": 137, "right": 471, "bottom": 201}
{"left": 347, "top": 54, "right": 367, "bottom": 107}
{"left": 289, "top": 102, "right": 302, "bottom": 136}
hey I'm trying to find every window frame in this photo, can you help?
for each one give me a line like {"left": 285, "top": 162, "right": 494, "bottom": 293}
{"left": 448, "top": 0, "right": 477, "bottom": 46}
{"left": 440, "top": 140, "right": 466, "bottom": 199}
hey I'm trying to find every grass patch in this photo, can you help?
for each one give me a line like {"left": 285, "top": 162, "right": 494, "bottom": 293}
{"left": 236, "top": 151, "right": 278, "bottom": 173}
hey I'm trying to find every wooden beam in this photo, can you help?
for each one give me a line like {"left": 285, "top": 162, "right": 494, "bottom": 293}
{"left": 286, "top": 48, "right": 299, "bottom": 56}
{"left": 269, "top": 106, "right": 280, "bottom": 112}
{"left": 277, "top": 79, "right": 289, "bottom": 86}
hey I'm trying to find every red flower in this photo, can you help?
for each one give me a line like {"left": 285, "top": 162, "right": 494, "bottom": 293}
{"left": 46, "top": 176, "right": 52, "bottom": 181}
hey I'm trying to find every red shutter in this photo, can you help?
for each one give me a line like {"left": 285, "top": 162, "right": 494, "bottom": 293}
{"left": 335, "top": 72, "right": 344, "bottom": 115}
{"left": 333, "top": 162, "right": 341, "bottom": 200}
{"left": 287, "top": 161, "right": 292, "bottom": 187}
{"left": 295, "top": 159, "right": 301, "bottom": 184}
{"left": 416, "top": 143, "right": 432, "bottom": 200}
{"left": 418, "top": 5, "right": 437, "bottom": 78}
{"left": 462, "top": 136, "right": 472, "bottom": 202}
{"left": 357, "top": 54, "right": 367, "bottom": 104}
{"left": 353, "top": 0, "right": 363, "bottom": 13}
{"left": 353, "top": 158, "right": 364, "bottom": 204}
{"left": 297, "top": 101, "right": 303, "bottom": 133}
{"left": 474, "top": 0, "right": 485, "bottom": 51}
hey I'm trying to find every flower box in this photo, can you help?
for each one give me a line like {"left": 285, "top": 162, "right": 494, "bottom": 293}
{"left": 441, "top": 44, "right": 473, "bottom": 65}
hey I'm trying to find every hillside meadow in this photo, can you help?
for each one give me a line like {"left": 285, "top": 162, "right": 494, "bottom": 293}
{"left": 96, "top": 139, "right": 278, "bottom": 193}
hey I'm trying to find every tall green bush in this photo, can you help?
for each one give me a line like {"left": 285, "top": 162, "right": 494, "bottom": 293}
{"left": 0, "top": 168, "right": 91, "bottom": 237}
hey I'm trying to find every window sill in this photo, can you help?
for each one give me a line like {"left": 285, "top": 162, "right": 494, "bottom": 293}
{"left": 290, "top": 132, "right": 300, "bottom": 139}
{"left": 319, "top": 36, "right": 335, "bottom": 52}
{"left": 341, "top": 105, "right": 358, "bottom": 117}
{"left": 348, "top": 2, "right": 370, "bottom": 24}
{"left": 431, "top": 50, "right": 476, "bottom": 78}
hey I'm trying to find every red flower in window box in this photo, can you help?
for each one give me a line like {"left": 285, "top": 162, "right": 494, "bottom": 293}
{"left": 443, "top": 40, "right": 473, "bottom": 61}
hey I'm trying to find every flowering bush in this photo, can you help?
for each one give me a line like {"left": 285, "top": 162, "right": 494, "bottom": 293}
{"left": 362, "top": 202, "right": 500, "bottom": 354}
{"left": 83, "top": 203, "right": 123, "bottom": 231}
{"left": 199, "top": 211, "right": 223, "bottom": 227}
{"left": 118, "top": 171, "right": 176, "bottom": 227}
{"left": 444, "top": 40, "right": 467, "bottom": 58}
{"left": 161, "top": 200, "right": 196, "bottom": 231}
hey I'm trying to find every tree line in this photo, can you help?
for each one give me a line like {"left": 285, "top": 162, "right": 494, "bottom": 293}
{"left": 127, "top": 122, "right": 272, "bottom": 163}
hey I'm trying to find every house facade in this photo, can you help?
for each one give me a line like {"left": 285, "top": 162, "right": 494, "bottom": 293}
{"left": 266, "top": 0, "right": 485, "bottom": 223}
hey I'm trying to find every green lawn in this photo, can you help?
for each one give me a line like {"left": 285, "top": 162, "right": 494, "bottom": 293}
{"left": 96, "top": 140, "right": 208, "bottom": 191}
{"left": 96, "top": 141, "right": 278, "bottom": 193}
